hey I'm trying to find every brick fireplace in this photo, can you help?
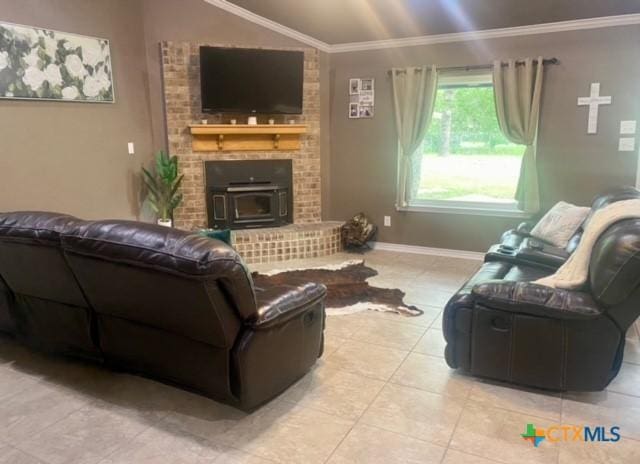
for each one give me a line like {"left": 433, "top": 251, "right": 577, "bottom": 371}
{"left": 161, "top": 41, "right": 321, "bottom": 231}
{"left": 161, "top": 42, "right": 341, "bottom": 263}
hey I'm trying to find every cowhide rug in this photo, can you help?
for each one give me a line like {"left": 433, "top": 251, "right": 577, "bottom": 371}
{"left": 252, "top": 260, "right": 423, "bottom": 317}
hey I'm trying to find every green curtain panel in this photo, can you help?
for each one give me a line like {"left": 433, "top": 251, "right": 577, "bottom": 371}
{"left": 391, "top": 66, "right": 438, "bottom": 208}
{"left": 493, "top": 57, "right": 545, "bottom": 214}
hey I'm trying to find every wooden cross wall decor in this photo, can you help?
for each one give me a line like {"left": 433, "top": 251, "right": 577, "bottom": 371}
{"left": 577, "top": 83, "right": 612, "bottom": 134}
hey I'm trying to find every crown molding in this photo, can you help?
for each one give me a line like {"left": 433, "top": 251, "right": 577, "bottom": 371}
{"left": 202, "top": 2, "right": 640, "bottom": 54}
{"left": 330, "top": 13, "right": 640, "bottom": 53}
{"left": 203, "top": 0, "right": 331, "bottom": 52}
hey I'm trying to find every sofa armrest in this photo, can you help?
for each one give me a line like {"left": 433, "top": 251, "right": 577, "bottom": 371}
{"left": 471, "top": 280, "right": 601, "bottom": 320}
{"left": 233, "top": 283, "right": 326, "bottom": 409}
{"left": 499, "top": 221, "right": 535, "bottom": 249}
{"left": 251, "top": 282, "right": 326, "bottom": 330}
{"left": 516, "top": 239, "right": 570, "bottom": 269}
{"left": 516, "top": 221, "right": 535, "bottom": 235}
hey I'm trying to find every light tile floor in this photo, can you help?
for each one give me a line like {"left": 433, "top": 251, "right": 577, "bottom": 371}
{"left": 1, "top": 250, "right": 640, "bottom": 463}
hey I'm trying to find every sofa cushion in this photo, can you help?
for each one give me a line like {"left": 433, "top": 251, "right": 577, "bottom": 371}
{"left": 62, "top": 220, "right": 257, "bottom": 320}
{"left": 0, "top": 211, "right": 79, "bottom": 244}
{"left": 62, "top": 220, "right": 248, "bottom": 277}
{"left": 0, "top": 211, "right": 87, "bottom": 306}
{"left": 0, "top": 211, "right": 97, "bottom": 356}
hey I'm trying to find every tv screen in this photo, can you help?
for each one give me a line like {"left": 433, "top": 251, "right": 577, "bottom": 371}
{"left": 199, "top": 47, "right": 304, "bottom": 114}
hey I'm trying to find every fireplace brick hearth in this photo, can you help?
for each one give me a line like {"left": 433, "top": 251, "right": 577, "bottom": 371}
{"left": 232, "top": 222, "right": 343, "bottom": 264}
{"left": 161, "top": 42, "right": 321, "bottom": 231}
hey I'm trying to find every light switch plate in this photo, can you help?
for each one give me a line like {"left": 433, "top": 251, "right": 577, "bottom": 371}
{"left": 618, "top": 137, "right": 636, "bottom": 152}
{"left": 384, "top": 216, "right": 391, "bottom": 227}
{"left": 127, "top": 142, "right": 135, "bottom": 155}
{"left": 620, "top": 120, "right": 637, "bottom": 135}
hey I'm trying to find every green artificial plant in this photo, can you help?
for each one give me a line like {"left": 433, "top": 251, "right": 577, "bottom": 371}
{"left": 142, "top": 151, "right": 184, "bottom": 222}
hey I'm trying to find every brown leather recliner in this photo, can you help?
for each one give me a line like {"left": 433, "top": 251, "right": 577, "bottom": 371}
{"left": 443, "top": 218, "right": 640, "bottom": 391}
{"left": 0, "top": 212, "right": 326, "bottom": 410}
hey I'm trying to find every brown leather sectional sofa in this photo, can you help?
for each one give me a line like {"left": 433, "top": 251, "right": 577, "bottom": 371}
{"left": 0, "top": 211, "right": 326, "bottom": 410}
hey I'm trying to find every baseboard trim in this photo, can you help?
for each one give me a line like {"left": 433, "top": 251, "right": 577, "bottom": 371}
{"left": 368, "top": 241, "right": 484, "bottom": 261}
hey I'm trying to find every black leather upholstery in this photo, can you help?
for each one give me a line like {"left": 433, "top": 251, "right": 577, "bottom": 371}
{"left": 489, "top": 187, "right": 640, "bottom": 269}
{"left": 0, "top": 212, "right": 97, "bottom": 358}
{"left": 0, "top": 275, "right": 14, "bottom": 334}
{"left": 444, "top": 217, "right": 640, "bottom": 391}
{"left": 0, "top": 212, "right": 327, "bottom": 410}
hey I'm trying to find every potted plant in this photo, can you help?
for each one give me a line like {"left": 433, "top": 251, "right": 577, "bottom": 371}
{"left": 142, "top": 151, "right": 183, "bottom": 227}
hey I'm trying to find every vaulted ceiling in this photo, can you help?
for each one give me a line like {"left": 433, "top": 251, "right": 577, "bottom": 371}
{"left": 226, "top": 0, "right": 640, "bottom": 44}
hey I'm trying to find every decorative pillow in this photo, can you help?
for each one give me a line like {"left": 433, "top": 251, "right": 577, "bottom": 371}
{"left": 198, "top": 228, "right": 232, "bottom": 246}
{"left": 530, "top": 201, "right": 590, "bottom": 248}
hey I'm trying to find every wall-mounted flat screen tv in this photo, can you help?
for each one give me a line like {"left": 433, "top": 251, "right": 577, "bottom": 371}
{"left": 199, "top": 47, "right": 304, "bottom": 114}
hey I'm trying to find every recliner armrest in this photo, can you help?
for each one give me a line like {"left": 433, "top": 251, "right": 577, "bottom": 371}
{"left": 471, "top": 280, "right": 601, "bottom": 320}
{"left": 499, "top": 221, "right": 534, "bottom": 249}
{"left": 516, "top": 239, "right": 570, "bottom": 269}
{"left": 516, "top": 221, "right": 535, "bottom": 235}
{"left": 251, "top": 282, "right": 327, "bottom": 330}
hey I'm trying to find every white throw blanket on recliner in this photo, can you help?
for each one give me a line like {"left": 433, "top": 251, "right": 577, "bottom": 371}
{"left": 535, "top": 199, "right": 640, "bottom": 289}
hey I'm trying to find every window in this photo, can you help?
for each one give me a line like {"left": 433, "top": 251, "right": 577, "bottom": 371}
{"left": 410, "top": 72, "right": 526, "bottom": 215}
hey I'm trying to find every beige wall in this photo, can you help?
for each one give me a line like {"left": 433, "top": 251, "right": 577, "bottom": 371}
{"left": 140, "top": 0, "right": 332, "bottom": 221}
{"left": 0, "top": 0, "right": 154, "bottom": 219}
{"left": 328, "top": 25, "right": 640, "bottom": 251}
{"left": 0, "top": 0, "right": 332, "bottom": 222}
{"left": 2, "top": 0, "right": 638, "bottom": 251}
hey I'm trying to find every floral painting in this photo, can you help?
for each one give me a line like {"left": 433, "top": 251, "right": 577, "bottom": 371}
{"left": 0, "top": 21, "right": 113, "bottom": 102}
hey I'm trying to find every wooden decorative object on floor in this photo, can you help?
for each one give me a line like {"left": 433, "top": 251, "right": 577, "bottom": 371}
{"left": 189, "top": 124, "right": 307, "bottom": 151}
{"left": 252, "top": 260, "right": 423, "bottom": 317}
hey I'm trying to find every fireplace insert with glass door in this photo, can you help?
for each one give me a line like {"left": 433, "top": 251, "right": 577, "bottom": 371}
{"left": 205, "top": 160, "right": 293, "bottom": 230}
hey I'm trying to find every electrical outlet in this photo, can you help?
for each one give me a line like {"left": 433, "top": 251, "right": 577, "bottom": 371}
{"left": 127, "top": 142, "right": 135, "bottom": 155}
{"left": 384, "top": 216, "right": 391, "bottom": 227}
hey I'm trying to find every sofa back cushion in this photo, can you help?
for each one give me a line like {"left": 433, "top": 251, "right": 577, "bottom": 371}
{"left": 61, "top": 220, "right": 255, "bottom": 348}
{"left": 590, "top": 218, "right": 640, "bottom": 328}
{"left": 0, "top": 275, "right": 14, "bottom": 334}
{"left": 585, "top": 187, "right": 640, "bottom": 229}
{"left": 0, "top": 212, "right": 87, "bottom": 306}
{"left": 566, "top": 187, "right": 640, "bottom": 254}
{"left": 0, "top": 212, "right": 96, "bottom": 355}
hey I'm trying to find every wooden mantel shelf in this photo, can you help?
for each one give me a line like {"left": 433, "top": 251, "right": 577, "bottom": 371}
{"left": 189, "top": 124, "right": 307, "bottom": 152}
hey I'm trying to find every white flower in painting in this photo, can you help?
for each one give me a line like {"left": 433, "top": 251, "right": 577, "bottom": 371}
{"left": 24, "top": 48, "right": 40, "bottom": 68}
{"left": 83, "top": 43, "right": 103, "bottom": 67}
{"left": 95, "top": 67, "right": 111, "bottom": 91}
{"left": 101, "top": 44, "right": 111, "bottom": 64}
{"left": 44, "top": 64, "right": 62, "bottom": 87}
{"left": 12, "top": 26, "right": 39, "bottom": 44}
{"left": 61, "top": 86, "right": 79, "bottom": 100}
{"left": 0, "top": 51, "right": 8, "bottom": 71}
{"left": 22, "top": 66, "right": 46, "bottom": 90}
{"left": 65, "top": 54, "right": 86, "bottom": 78}
{"left": 82, "top": 75, "right": 102, "bottom": 97}
{"left": 43, "top": 37, "right": 58, "bottom": 57}
{"left": 64, "top": 37, "right": 100, "bottom": 65}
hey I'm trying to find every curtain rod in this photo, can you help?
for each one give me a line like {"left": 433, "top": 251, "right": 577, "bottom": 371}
{"left": 388, "top": 58, "right": 559, "bottom": 75}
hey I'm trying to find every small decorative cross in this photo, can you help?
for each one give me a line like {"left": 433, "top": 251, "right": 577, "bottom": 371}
{"left": 577, "top": 83, "right": 612, "bottom": 134}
